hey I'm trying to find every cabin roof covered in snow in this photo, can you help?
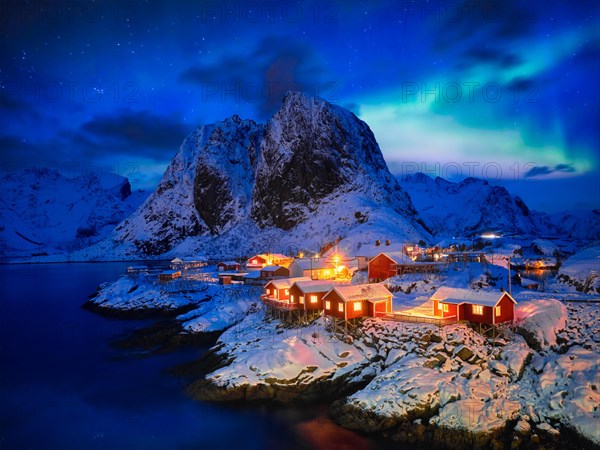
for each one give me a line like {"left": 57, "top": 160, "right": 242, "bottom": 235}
{"left": 291, "top": 279, "right": 336, "bottom": 294}
{"left": 218, "top": 261, "right": 239, "bottom": 266}
{"left": 431, "top": 287, "right": 516, "bottom": 307}
{"left": 248, "top": 253, "right": 289, "bottom": 261}
{"left": 266, "top": 277, "right": 311, "bottom": 289}
{"left": 355, "top": 243, "right": 404, "bottom": 257}
{"left": 290, "top": 259, "right": 335, "bottom": 270}
{"left": 261, "top": 265, "right": 284, "bottom": 272}
{"left": 243, "top": 270, "right": 262, "bottom": 279}
{"left": 331, "top": 283, "right": 392, "bottom": 303}
{"left": 374, "top": 251, "right": 414, "bottom": 264}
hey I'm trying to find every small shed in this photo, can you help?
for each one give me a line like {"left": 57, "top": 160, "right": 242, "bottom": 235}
{"left": 159, "top": 270, "right": 181, "bottom": 281}
{"left": 217, "top": 261, "right": 241, "bottom": 272}
{"left": 322, "top": 284, "right": 392, "bottom": 320}
{"left": 430, "top": 287, "right": 516, "bottom": 325}
{"left": 260, "top": 265, "right": 290, "bottom": 280}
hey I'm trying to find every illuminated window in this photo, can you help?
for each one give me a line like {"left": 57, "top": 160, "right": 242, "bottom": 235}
{"left": 325, "top": 301, "right": 331, "bottom": 309}
{"left": 273, "top": 289, "right": 277, "bottom": 297}
{"left": 495, "top": 306, "right": 501, "bottom": 316}
{"left": 338, "top": 303, "right": 344, "bottom": 312}
{"left": 300, "top": 296, "right": 304, "bottom": 304}
{"left": 353, "top": 302, "right": 362, "bottom": 312}
{"left": 437, "top": 302, "right": 443, "bottom": 311}
{"left": 472, "top": 305, "right": 483, "bottom": 315}
{"left": 266, "top": 288, "right": 271, "bottom": 295}
{"left": 310, "top": 295, "right": 318, "bottom": 304}
{"left": 252, "top": 259, "right": 258, "bottom": 264}
{"left": 290, "top": 295, "right": 295, "bottom": 303}
{"left": 443, "top": 304, "right": 449, "bottom": 313}
{"left": 284, "top": 289, "right": 289, "bottom": 296}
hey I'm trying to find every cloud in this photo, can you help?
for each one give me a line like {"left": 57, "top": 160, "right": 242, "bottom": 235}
{"left": 181, "top": 36, "right": 332, "bottom": 118}
{"left": 524, "top": 164, "right": 576, "bottom": 178}
{"left": 459, "top": 47, "right": 521, "bottom": 69}
{"left": 80, "top": 110, "right": 189, "bottom": 158}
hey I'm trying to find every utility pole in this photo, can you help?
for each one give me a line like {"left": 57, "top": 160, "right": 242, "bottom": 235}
{"left": 508, "top": 256, "right": 512, "bottom": 296}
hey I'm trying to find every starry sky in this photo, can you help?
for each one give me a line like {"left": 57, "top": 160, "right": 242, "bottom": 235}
{"left": 1, "top": 0, "right": 599, "bottom": 212}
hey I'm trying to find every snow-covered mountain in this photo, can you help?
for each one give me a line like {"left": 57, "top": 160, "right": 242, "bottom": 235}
{"left": 89, "top": 92, "right": 430, "bottom": 259}
{"left": 0, "top": 168, "right": 147, "bottom": 257}
{"left": 400, "top": 173, "right": 600, "bottom": 241}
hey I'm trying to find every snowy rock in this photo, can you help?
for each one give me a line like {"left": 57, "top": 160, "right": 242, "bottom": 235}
{"left": 489, "top": 361, "right": 509, "bottom": 377}
{"left": 514, "top": 420, "right": 531, "bottom": 435}
{"left": 432, "top": 398, "right": 520, "bottom": 433}
{"left": 500, "top": 337, "right": 532, "bottom": 381}
{"left": 454, "top": 345, "right": 475, "bottom": 362}
{"left": 557, "top": 247, "right": 600, "bottom": 293}
{"left": 190, "top": 313, "right": 371, "bottom": 402}
{"left": 515, "top": 299, "right": 567, "bottom": 350}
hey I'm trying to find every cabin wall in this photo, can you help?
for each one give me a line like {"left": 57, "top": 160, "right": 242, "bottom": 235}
{"left": 432, "top": 299, "right": 441, "bottom": 317}
{"left": 345, "top": 300, "right": 367, "bottom": 319}
{"left": 368, "top": 254, "right": 397, "bottom": 282}
{"left": 323, "top": 291, "right": 346, "bottom": 319}
{"left": 289, "top": 285, "right": 302, "bottom": 305}
{"left": 434, "top": 301, "right": 458, "bottom": 318}
{"left": 304, "top": 291, "right": 326, "bottom": 310}
{"left": 288, "top": 263, "right": 303, "bottom": 278}
{"left": 367, "top": 299, "right": 390, "bottom": 317}
{"left": 264, "top": 282, "right": 290, "bottom": 301}
{"left": 462, "top": 304, "right": 493, "bottom": 324}
{"left": 276, "top": 267, "right": 290, "bottom": 277}
{"left": 494, "top": 294, "right": 515, "bottom": 323}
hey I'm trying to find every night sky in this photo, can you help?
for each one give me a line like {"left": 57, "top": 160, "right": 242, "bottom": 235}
{"left": 1, "top": 0, "right": 599, "bottom": 212}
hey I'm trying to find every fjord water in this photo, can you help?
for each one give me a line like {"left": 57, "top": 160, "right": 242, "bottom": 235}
{"left": 0, "top": 263, "right": 401, "bottom": 450}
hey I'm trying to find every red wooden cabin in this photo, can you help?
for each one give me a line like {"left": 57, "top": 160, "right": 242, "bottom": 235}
{"left": 322, "top": 284, "right": 392, "bottom": 320}
{"left": 217, "top": 261, "right": 241, "bottom": 272}
{"left": 247, "top": 255, "right": 268, "bottom": 269}
{"left": 431, "top": 287, "right": 516, "bottom": 325}
{"left": 259, "top": 265, "right": 290, "bottom": 280}
{"left": 158, "top": 270, "right": 181, "bottom": 281}
{"left": 289, "top": 280, "right": 335, "bottom": 311}
{"left": 263, "top": 277, "right": 310, "bottom": 302}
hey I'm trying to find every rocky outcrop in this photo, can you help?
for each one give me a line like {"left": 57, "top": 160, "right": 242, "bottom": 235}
{"left": 251, "top": 91, "right": 417, "bottom": 230}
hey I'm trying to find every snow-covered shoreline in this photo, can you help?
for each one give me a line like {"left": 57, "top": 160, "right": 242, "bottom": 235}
{"left": 189, "top": 300, "right": 599, "bottom": 448}
{"left": 86, "top": 269, "right": 600, "bottom": 448}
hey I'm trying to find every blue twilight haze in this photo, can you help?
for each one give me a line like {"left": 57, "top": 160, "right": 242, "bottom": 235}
{"left": 1, "top": 0, "right": 599, "bottom": 212}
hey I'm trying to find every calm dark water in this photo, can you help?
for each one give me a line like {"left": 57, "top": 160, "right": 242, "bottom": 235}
{"left": 0, "top": 263, "right": 402, "bottom": 450}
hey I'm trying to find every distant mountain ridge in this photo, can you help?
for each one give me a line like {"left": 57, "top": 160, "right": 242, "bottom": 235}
{"left": 0, "top": 168, "right": 148, "bottom": 257}
{"left": 400, "top": 172, "right": 600, "bottom": 241}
